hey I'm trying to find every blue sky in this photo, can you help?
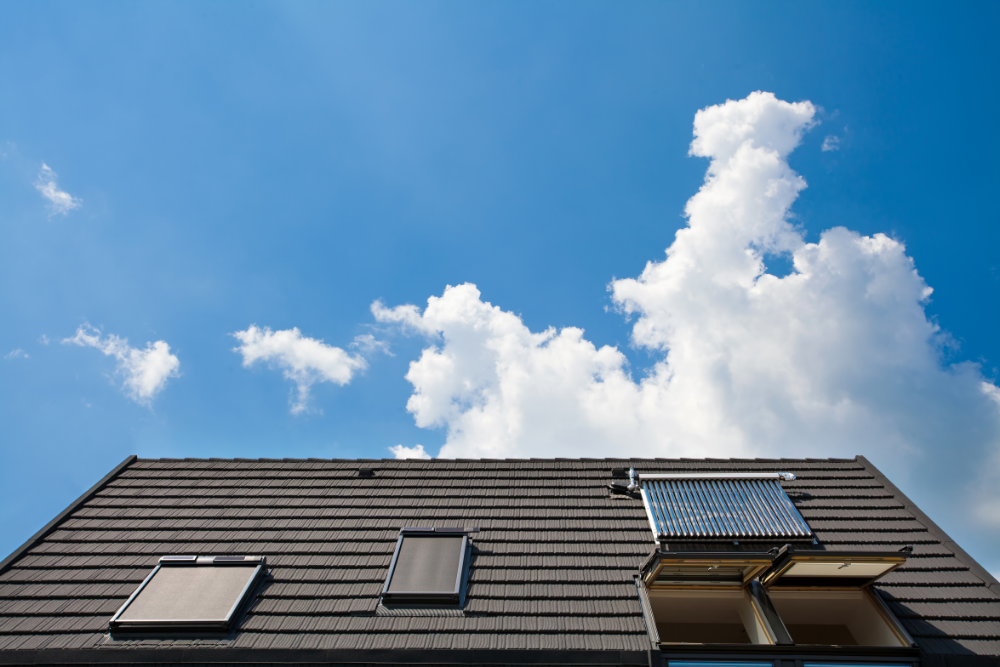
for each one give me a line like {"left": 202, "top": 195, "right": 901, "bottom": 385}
{"left": 2, "top": 2, "right": 999, "bottom": 573}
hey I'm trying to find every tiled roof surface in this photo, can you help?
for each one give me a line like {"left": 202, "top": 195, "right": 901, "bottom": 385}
{"left": 0, "top": 456, "right": 998, "bottom": 661}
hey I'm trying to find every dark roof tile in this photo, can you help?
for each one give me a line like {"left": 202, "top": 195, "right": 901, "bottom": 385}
{"left": 915, "top": 638, "right": 1000, "bottom": 655}
{"left": 877, "top": 586, "right": 1000, "bottom": 602}
{"left": 902, "top": 618, "right": 1000, "bottom": 639}
{"left": 886, "top": 601, "right": 1000, "bottom": 620}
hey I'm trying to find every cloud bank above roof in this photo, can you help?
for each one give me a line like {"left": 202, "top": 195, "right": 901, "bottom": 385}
{"left": 373, "top": 92, "right": 1000, "bottom": 534}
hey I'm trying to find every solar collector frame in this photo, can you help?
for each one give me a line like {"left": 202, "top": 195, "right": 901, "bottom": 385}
{"left": 639, "top": 473, "right": 813, "bottom": 542}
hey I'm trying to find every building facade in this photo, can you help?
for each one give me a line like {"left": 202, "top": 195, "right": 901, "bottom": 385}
{"left": 0, "top": 456, "right": 997, "bottom": 666}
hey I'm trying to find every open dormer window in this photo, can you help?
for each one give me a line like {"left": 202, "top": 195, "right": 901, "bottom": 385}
{"left": 640, "top": 550, "right": 780, "bottom": 645}
{"left": 630, "top": 470, "right": 914, "bottom": 649}
{"left": 109, "top": 556, "right": 266, "bottom": 632}
{"left": 759, "top": 548, "right": 914, "bottom": 647}
{"left": 380, "top": 527, "right": 476, "bottom": 606}
{"left": 633, "top": 471, "right": 810, "bottom": 646}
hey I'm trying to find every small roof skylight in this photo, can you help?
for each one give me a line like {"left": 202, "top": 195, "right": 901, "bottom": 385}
{"left": 380, "top": 528, "right": 476, "bottom": 606}
{"left": 636, "top": 472, "right": 813, "bottom": 542}
{"left": 109, "top": 556, "right": 266, "bottom": 632}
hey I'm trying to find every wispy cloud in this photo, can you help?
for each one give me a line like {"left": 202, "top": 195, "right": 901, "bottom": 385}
{"left": 5, "top": 349, "right": 29, "bottom": 360}
{"left": 39, "top": 334, "right": 50, "bottom": 345}
{"left": 63, "top": 324, "right": 180, "bottom": 404}
{"left": 350, "top": 333, "right": 393, "bottom": 356}
{"left": 821, "top": 135, "right": 841, "bottom": 152}
{"left": 232, "top": 325, "right": 367, "bottom": 414}
{"left": 35, "top": 163, "right": 81, "bottom": 215}
{"left": 389, "top": 444, "right": 431, "bottom": 460}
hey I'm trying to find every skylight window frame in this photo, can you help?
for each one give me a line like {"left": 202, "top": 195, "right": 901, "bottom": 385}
{"left": 380, "top": 528, "right": 474, "bottom": 606}
{"left": 108, "top": 555, "right": 266, "bottom": 633}
{"left": 759, "top": 549, "right": 909, "bottom": 591}
{"left": 641, "top": 550, "right": 777, "bottom": 590}
{"left": 758, "top": 548, "right": 917, "bottom": 648}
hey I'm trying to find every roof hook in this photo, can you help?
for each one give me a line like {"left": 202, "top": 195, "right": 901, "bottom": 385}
{"left": 627, "top": 468, "right": 640, "bottom": 493}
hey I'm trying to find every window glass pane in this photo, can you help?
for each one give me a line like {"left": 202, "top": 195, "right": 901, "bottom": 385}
{"left": 387, "top": 535, "right": 464, "bottom": 594}
{"left": 784, "top": 561, "right": 897, "bottom": 578}
{"left": 654, "top": 564, "right": 749, "bottom": 586}
{"left": 804, "top": 664, "right": 911, "bottom": 667}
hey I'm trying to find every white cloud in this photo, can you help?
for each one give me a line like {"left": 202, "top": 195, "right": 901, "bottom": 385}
{"left": 821, "top": 135, "right": 841, "bottom": 151}
{"left": 350, "top": 333, "right": 393, "bottom": 356}
{"left": 374, "top": 91, "right": 1000, "bottom": 555}
{"left": 63, "top": 324, "right": 180, "bottom": 404}
{"left": 39, "top": 334, "right": 50, "bottom": 345}
{"left": 35, "top": 163, "right": 81, "bottom": 215}
{"left": 5, "top": 348, "right": 29, "bottom": 360}
{"left": 232, "top": 325, "right": 366, "bottom": 414}
{"left": 389, "top": 444, "right": 432, "bottom": 459}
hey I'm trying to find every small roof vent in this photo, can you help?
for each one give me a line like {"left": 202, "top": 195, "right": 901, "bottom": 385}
{"left": 358, "top": 468, "right": 375, "bottom": 478}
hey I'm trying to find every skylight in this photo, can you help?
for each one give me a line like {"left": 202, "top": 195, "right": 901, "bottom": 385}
{"left": 380, "top": 528, "right": 476, "bottom": 606}
{"left": 109, "top": 556, "right": 266, "bottom": 632}
{"left": 637, "top": 472, "right": 812, "bottom": 542}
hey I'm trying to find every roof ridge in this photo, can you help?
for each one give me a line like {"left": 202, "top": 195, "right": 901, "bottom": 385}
{"left": 132, "top": 456, "right": 862, "bottom": 463}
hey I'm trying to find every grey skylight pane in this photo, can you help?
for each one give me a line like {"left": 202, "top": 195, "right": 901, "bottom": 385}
{"left": 118, "top": 566, "right": 255, "bottom": 622}
{"left": 386, "top": 535, "right": 464, "bottom": 594}
{"left": 109, "top": 557, "right": 265, "bottom": 631}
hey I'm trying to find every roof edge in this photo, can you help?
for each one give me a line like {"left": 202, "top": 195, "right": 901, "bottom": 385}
{"left": 856, "top": 455, "right": 1000, "bottom": 598}
{"left": 0, "top": 454, "right": 137, "bottom": 577}
{"left": 0, "top": 647, "right": 650, "bottom": 665}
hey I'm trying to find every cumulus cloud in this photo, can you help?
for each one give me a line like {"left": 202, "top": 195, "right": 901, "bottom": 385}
{"left": 35, "top": 163, "right": 81, "bottom": 215}
{"left": 232, "top": 325, "right": 367, "bottom": 414}
{"left": 821, "top": 135, "right": 841, "bottom": 151}
{"left": 64, "top": 325, "right": 180, "bottom": 403}
{"left": 374, "top": 91, "right": 1000, "bottom": 553}
{"left": 389, "top": 444, "right": 432, "bottom": 459}
{"left": 5, "top": 349, "right": 29, "bottom": 360}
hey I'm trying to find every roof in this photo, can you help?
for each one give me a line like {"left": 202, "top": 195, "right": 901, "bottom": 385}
{"left": 0, "top": 455, "right": 998, "bottom": 665}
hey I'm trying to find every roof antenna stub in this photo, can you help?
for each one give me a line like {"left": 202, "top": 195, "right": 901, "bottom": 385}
{"left": 627, "top": 468, "right": 640, "bottom": 493}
